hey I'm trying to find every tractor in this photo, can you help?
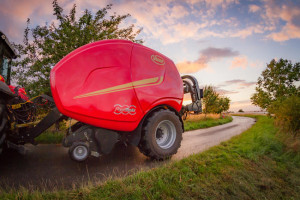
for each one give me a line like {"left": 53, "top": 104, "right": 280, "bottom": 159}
{"left": 0, "top": 30, "right": 203, "bottom": 162}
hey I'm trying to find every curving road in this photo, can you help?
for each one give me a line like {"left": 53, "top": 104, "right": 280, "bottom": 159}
{"left": 0, "top": 116, "right": 255, "bottom": 190}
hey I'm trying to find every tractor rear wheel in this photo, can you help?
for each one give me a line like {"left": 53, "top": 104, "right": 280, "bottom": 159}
{"left": 138, "top": 109, "right": 183, "bottom": 160}
{"left": 0, "top": 98, "right": 8, "bottom": 154}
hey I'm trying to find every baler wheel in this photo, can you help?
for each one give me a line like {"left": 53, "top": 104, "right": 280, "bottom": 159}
{"left": 138, "top": 109, "right": 183, "bottom": 160}
{"left": 69, "top": 142, "right": 90, "bottom": 162}
{"left": 0, "top": 99, "right": 8, "bottom": 154}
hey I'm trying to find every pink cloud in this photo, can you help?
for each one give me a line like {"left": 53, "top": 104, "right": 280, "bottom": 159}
{"left": 177, "top": 60, "right": 207, "bottom": 74}
{"left": 1, "top": 0, "right": 299, "bottom": 46}
{"left": 177, "top": 47, "right": 239, "bottom": 73}
{"left": 222, "top": 79, "right": 256, "bottom": 89}
{"left": 230, "top": 25, "right": 264, "bottom": 39}
{"left": 204, "top": 0, "right": 239, "bottom": 10}
{"left": 263, "top": 0, "right": 300, "bottom": 41}
{"left": 268, "top": 23, "right": 300, "bottom": 42}
{"left": 249, "top": 4, "right": 261, "bottom": 13}
{"left": 216, "top": 89, "right": 239, "bottom": 95}
{"left": 230, "top": 56, "right": 248, "bottom": 69}
{"left": 0, "top": 0, "right": 69, "bottom": 42}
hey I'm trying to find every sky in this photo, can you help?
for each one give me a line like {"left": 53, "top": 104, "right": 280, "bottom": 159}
{"left": 1, "top": 0, "right": 300, "bottom": 112}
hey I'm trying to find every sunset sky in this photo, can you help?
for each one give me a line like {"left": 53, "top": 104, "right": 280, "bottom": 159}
{"left": 1, "top": 0, "right": 300, "bottom": 111}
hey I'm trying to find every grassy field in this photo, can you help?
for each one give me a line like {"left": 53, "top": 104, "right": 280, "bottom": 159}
{"left": 1, "top": 115, "right": 299, "bottom": 199}
{"left": 34, "top": 114, "right": 233, "bottom": 143}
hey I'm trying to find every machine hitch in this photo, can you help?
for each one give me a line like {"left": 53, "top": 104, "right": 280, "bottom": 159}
{"left": 181, "top": 75, "right": 203, "bottom": 115}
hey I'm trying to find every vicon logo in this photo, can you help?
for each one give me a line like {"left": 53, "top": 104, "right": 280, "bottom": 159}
{"left": 114, "top": 104, "right": 136, "bottom": 115}
{"left": 151, "top": 55, "right": 165, "bottom": 65}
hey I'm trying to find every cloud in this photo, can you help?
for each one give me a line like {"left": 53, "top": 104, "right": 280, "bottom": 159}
{"left": 216, "top": 88, "right": 239, "bottom": 95}
{"left": 0, "top": 0, "right": 112, "bottom": 42}
{"left": 223, "top": 79, "right": 256, "bottom": 89}
{"left": 239, "top": 82, "right": 256, "bottom": 87}
{"left": 263, "top": 0, "right": 300, "bottom": 41}
{"left": 230, "top": 25, "right": 264, "bottom": 38}
{"left": 230, "top": 56, "right": 264, "bottom": 70}
{"left": 230, "top": 56, "right": 248, "bottom": 69}
{"left": 169, "top": 5, "right": 189, "bottom": 19}
{"left": 224, "top": 0, "right": 300, "bottom": 41}
{"left": 0, "top": 0, "right": 53, "bottom": 19}
{"left": 0, "top": 0, "right": 67, "bottom": 42}
{"left": 111, "top": 0, "right": 241, "bottom": 44}
{"left": 112, "top": 1, "right": 188, "bottom": 44}
{"left": 224, "top": 79, "right": 245, "bottom": 84}
{"left": 2, "top": 0, "right": 300, "bottom": 45}
{"left": 249, "top": 4, "right": 261, "bottom": 13}
{"left": 177, "top": 61, "right": 207, "bottom": 74}
{"left": 268, "top": 23, "right": 300, "bottom": 42}
{"left": 204, "top": 0, "right": 239, "bottom": 10}
{"left": 177, "top": 47, "right": 239, "bottom": 73}
{"left": 201, "top": 47, "right": 239, "bottom": 59}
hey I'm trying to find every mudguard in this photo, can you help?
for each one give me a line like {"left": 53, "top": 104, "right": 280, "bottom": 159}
{"left": 0, "top": 81, "right": 16, "bottom": 99}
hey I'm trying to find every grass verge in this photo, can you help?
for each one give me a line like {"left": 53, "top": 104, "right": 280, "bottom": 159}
{"left": 35, "top": 130, "right": 65, "bottom": 144}
{"left": 184, "top": 116, "right": 233, "bottom": 131}
{"left": 1, "top": 115, "right": 299, "bottom": 199}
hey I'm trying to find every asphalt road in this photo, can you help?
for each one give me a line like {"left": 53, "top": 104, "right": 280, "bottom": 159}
{"left": 0, "top": 116, "right": 255, "bottom": 190}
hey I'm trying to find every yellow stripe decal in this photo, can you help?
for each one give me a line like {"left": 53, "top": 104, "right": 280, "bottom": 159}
{"left": 74, "top": 76, "right": 163, "bottom": 99}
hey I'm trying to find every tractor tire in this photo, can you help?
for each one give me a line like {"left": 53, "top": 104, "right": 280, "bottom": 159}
{"left": 138, "top": 109, "right": 183, "bottom": 160}
{"left": 0, "top": 98, "right": 8, "bottom": 154}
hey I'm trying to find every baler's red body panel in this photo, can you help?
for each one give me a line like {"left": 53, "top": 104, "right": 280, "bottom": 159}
{"left": 50, "top": 40, "right": 183, "bottom": 132}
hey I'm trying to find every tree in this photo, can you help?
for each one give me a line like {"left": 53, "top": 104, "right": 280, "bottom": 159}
{"left": 202, "top": 85, "right": 230, "bottom": 117}
{"left": 251, "top": 59, "right": 300, "bottom": 112}
{"left": 202, "top": 85, "right": 219, "bottom": 117}
{"left": 238, "top": 109, "right": 244, "bottom": 113}
{"left": 215, "top": 97, "right": 230, "bottom": 116}
{"left": 12, "top": 0, "right": 143, "bottom": 96}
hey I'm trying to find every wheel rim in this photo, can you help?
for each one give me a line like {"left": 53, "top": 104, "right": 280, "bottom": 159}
{"left": 155, "top": 120, "right": 176, "bottom": 149}
{"left": 73, "top": 145, "right": 88, "bottom": 160}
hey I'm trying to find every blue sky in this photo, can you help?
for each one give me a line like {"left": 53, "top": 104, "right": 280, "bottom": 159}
{"left": 1, "top": 0, "right": 300, "bottom": 111}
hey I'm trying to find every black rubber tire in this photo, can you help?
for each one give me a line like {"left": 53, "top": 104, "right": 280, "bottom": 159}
{"left": 68, "top": 142, "right": 90, "bottom": 162}
{"left": 138, "top": 109, "right": 183, "bottom": 160}
{"left": 0, "top": 98, "right": 8, "bottom": 154}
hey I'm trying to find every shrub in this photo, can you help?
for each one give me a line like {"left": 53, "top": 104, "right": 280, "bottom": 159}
{"left": 271, "top": 96, "right": 300, "bottom": 136}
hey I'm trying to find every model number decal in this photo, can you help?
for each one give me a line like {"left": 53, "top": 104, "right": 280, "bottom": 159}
{"left": 114, "top": 104, "right": 136, "bottom": 115}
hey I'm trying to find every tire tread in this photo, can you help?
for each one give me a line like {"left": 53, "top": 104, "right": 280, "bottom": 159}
{"left": 138, "top": 109, "right": 183, "bottom": 160}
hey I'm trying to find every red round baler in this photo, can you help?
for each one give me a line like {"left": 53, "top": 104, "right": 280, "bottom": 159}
{"left": 50, "top": 40, "right": 202, "bottom": 162}
{"left": 51, "top": 40, "right": 183, "bottom": 132}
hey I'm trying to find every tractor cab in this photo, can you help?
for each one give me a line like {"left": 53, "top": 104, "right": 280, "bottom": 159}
{"left": 0, "top": 30, "right": 17, "bottom": 85}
